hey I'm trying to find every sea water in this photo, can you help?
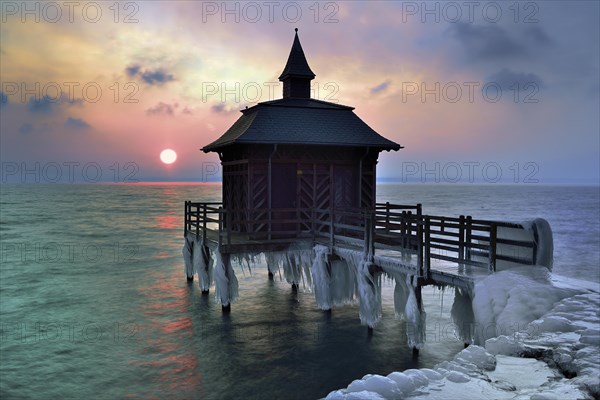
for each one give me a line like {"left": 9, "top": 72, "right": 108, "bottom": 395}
{"left": 1, "top": 183, "right": 598, "bottom": 399}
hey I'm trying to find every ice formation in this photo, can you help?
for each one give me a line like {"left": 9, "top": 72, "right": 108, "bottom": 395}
{"left": 450, "top": 287, "right": 475, "bottom": 345}
{"left": 311, "top": 245, "right": 333, "bottom": 310}
{"left": 193, "top": 236, "right": 213, "bottom": 291}
{"left": 182, "top": 235, "right": 194, "bottom": 278}
{"left": 403, "top": 279, "right": 426, "bottom": 349}
{"left": 325, "top": 268, "right": 600, "bottom": 399}
{"left": 355, "top": 261, "right": 382, "bottom": 328}
{"left": 264, "top": 248, "right": 313, "bottom": 289}
{"left": 329, "top": 259, "right": 358, "bottom": 307}
{"left": 493, "top": 218, "right": 554, "bottom": 271}
{"left": 212, "top": 248, "right": 238, "bottom": 306}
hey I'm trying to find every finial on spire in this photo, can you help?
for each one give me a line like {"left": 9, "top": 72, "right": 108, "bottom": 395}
{"left": 279, "top": 28, "right": 315, "bottom": 98}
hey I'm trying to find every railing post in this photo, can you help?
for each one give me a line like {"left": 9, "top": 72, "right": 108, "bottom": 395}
{"left": 218, "top": 207, "right": 223, "bottom": 248}
{"left": 489, "top": 224, "right": 497, "bottom": 272}
{"left": 532, "top": 227, "right": 538, "bottom": 265}
{"left": 195, "top": 204, "right": 200, "bottom": 237}
{"left": 226, "top": 208, "right": 231, "bottom": 247}
{"left": 363, "top": 210, "right": 374, "bottom": 262}
{"left": 268, "top": 208, "right": 272, "bottom": 241}
{"left": 423, "top": 216, "right": 431, "bottom": 278}
{"left": 202, "top": 204, "right": 207, "bottom": 242}
{"left": 465, "top": 216, "right": 472, "bottom": 262}
{"left": 311, "top": 208, "right": 316, "bottom": 241}
{"left": 330, "top": 207, "right": 335, "bottom": 247}
{"left": 385, "top": 202, "right": 390, "bottom": 232}
{"left": 417, "top": 203, "right": 422, "bottom": 216}
{"left": 417, "top": 220, "right": 424, "bottom": 276}
{"left": 458, "top": 215, "right": 465, "bottom": 262}
{"left": 184, "top": 201, "right": 189, "bottom": 237}
{"left": 401, "top": 211, "right": 407, "bottom": 248}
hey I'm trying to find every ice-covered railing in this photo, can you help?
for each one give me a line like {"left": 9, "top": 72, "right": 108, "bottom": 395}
{"left": 375, "top": 210, "right": 549, "bottom": 273}
{"left": 184, "top": 201, "right": 548, "bottom": 277}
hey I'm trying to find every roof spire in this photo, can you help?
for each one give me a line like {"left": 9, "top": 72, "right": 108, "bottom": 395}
{"left": 279, "top": 29, "right": 315, "bottom": 98}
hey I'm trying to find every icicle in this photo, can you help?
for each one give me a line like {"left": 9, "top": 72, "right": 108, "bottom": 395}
{"left": 393, "top": 275, "right": 410, "bottom": 321}
{"left": 213, "top": 248, "right": 238, "bottom": 306}
{"left": 356, "top": 261, "right": 382, "bottom": 327}
{"left": 329, "top": 259, "right": 357, "bottom": 306}
{"left": 182, "top": 235, "right": 194, "bottom": 278}
{"left": 265, "top": 252, "right": 280, "bottom": 276}
{"left": 405, "top": 277, "right": 426, "bottom": 349}
{"left": 451, "top": 287, "right": 475, "bottom": 345}
{"left": 193, "top": 237, "right": 213, "bottom": 291}
{"left": 311, "top": 246, "right": 332, "bottom": 310}
{"left": 300, "top": 251, "right": 313, "bottom": 289}
{"left": 231, "top": 252, "right": 259, "bottom": 277}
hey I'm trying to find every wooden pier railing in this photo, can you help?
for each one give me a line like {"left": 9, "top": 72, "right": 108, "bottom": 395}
{"left": 184, "top": 201, "right": 537, "bottom": 278}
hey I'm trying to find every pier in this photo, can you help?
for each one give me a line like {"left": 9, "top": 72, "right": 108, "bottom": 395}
{"left": 183, "top": 200, "right": 545, "bottom": 349}
{"left": 181, "top": 30, "right": 551, "bottom": 351}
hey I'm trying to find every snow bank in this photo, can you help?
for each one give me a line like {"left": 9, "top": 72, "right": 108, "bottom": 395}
{"left": 325, "top": 269, "right": 599, "bottom": 399}
{"left": 472, "top": 266, "right": 578, "bottom": 344}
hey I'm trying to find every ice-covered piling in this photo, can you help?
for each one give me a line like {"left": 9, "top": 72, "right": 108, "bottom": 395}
{"left": 182, "top": 235, "right": 194, "bottom": 281}
{"left": 311, "top": 246, "right": 332, "bottom": 310}
{"left": 405, "top": 278, "right": 426, "bottom": 350}
{"left": 451, "top": 287, "right": 475, "bottom": 346}
{"left": 356, "top": 261, "right": 382, "bottom": 328}
{"left": 213, "top": 249, "right": 239, "bottom": 310}
{"left": 329, "top": 259, "right": 357, "bottom": 306}
{"left": 193, "top": 236, "right": 213, "bottom": 293}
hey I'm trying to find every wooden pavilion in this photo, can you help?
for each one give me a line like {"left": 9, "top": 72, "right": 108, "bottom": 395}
{"left": 201, "top": 29, "right": 402, "bottom": 240}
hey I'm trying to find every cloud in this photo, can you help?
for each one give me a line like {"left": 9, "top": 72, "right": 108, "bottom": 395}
{"left": 182, "top": 107, "right": 194, "bottom": 115}
{"left": 487, "top": 68, "right": 545, "bottom": 91}
{"left": 524, "top": 26, "right": 553, "bottom": 46}
{"left": 28, "top": 96, "right": 55, "bottom": 113}
{"left": 449, "top": 22, "right": 525, "bottom": 61}
{"left": 371, "top": 80, "right": 391, "bottom": 95}
{"left": 211, "top": 103, "right": 226, "bottom": 113}
{"left": 18, "top": 123, "right": 33, "bottom": 134}
{"left": 141, "top": 70, "right": 174, "bottom": 85}
{"left": 126, "top": 65, "right": 141, "bottom": 77}
{"left": 210, "top": 103, "right": 247, "bottom": 114}
{"left": 65, "top": 117, "right": 91, "bottom": 130}
{"left": 146, "top": 102, "right": 175, "bottom": 115}
{"left": 27, "top": 95, "right": 82, "bottom": 113}
{"left": 126, "top": 64, "right": 175, "bottom": 85}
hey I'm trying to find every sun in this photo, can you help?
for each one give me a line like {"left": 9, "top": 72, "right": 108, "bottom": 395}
{"left": 160, "top": 149, "right": 177, "bottom": 164}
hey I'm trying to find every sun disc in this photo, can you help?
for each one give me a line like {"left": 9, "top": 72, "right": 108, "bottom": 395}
{"left": 160, "top": 149, "right": 177, "bottom": 164}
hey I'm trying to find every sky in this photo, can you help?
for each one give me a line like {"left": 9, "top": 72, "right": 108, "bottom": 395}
{"left": 0, "top": 1, "right": 598, "bottom": 184}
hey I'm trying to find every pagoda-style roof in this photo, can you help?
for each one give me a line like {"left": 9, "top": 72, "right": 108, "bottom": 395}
{"left": 202, "top": 30, "right": 402, "bottom": 153}
{"left": 203, "top": 98, "right": 401, "bottom": 152}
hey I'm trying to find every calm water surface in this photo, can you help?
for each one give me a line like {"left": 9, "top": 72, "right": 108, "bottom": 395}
{"left": 1, "top": 183, "right": 598, "bottom": 399}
